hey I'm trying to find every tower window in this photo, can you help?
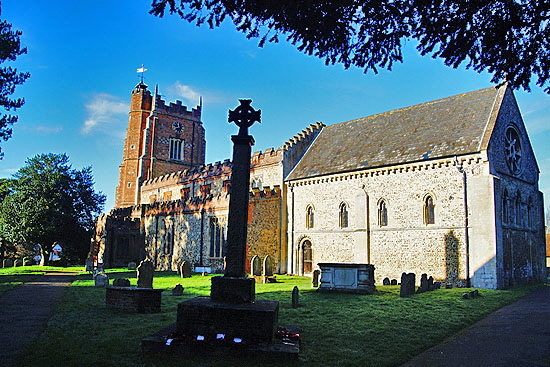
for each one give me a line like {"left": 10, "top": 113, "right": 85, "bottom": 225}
{"left": 169, "top": 138, "right": 184, "bottom": 161}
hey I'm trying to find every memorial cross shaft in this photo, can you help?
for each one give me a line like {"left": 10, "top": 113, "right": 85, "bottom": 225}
{"left": 224, "top": 99, "right": 261, "bottom": 278}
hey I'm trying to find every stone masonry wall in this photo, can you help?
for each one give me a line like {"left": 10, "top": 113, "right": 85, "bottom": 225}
{"left": 288, "top": 155, "right": 488, "bottom": 287}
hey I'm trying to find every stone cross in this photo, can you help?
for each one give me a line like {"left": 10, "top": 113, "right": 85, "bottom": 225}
{"left": 224, "top": 99, "right": 261, "bottom": 278}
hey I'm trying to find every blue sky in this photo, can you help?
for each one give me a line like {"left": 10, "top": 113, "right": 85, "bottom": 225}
{"left": 2, "top": 1, "right": 549, "bottom": 212}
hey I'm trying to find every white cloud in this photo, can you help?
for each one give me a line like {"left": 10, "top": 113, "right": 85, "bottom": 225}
{"left": 82, "top": 93, "right": 128, "bottom": 135}
{"left": 167, "top": 82, "right": 201, "bottom": 106}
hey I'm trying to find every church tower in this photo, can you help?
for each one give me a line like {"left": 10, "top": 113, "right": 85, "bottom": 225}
{"left": 115, "top": 82, "right": 205, "bottom": 208}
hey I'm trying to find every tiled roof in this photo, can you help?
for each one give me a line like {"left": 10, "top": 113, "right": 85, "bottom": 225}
{"left": 286, "top": 85, "right": 506, "bottom": 181}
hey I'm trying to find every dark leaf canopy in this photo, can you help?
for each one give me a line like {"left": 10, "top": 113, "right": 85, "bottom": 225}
{"left": 0, "top": 8, "right": 30, "bottom": 158}
{"left": 150, "top": 0, "right": 550, "bottom": 93}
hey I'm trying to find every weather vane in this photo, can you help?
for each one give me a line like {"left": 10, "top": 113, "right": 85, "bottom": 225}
{"left": 136, "top": 64, "right": 148, "bottom": 84}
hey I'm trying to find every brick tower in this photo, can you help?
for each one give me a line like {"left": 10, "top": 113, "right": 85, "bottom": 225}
{"left": 115, "top": 82, "right": 205, "bottom": 208}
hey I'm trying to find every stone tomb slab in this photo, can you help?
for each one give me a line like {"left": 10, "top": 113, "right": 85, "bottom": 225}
{"left": 318, "top": 263, "right": 375, "bottom": 294}
{"left": 176, "top": 296, "right": 278, "bottom": 344}
{"left": 105, "top": 286, "right": 163, "bottom": 313}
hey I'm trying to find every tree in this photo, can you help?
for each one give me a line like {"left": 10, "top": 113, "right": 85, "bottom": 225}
{"left": 0, "top": 7, "right": 30, "bottom": 158}
{"left": 0, "top": 153, "right": 106, "bottom": 262}
{"left": 150, "top": 0, "right": 550, "bottom": 93}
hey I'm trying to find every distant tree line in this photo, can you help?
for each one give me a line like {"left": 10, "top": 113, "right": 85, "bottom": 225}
{"left": 0, "top": 153, "right": 105, "bottom": 264}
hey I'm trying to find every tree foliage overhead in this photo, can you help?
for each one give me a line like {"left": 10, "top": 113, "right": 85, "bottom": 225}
{"left": 150, "top": 0, "right": 550, "bottom": 93}
{"left": 0, "top": 153, "right": 106, "bottom": 261}
{"left": 0, "top": 7, "right": 30, "bottom": 158}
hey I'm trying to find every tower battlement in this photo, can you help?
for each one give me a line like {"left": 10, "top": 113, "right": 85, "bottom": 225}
{"left": 154, "top": 94, "right": 201, "bottom": 120}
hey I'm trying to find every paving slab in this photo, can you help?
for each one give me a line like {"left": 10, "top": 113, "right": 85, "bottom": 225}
{"left": 0, "top": 271, "right": 76, "bottom": 367}
{"left": 402, "top": 285, "right": 550, "bottom": 367}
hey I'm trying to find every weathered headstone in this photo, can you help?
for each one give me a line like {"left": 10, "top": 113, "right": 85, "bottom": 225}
{"left": 113, "top": 278, "right": 131, "bottom": 287}
{"left": 383, "top": 277, "right": 391, "bottom": 286}
{"left": 417, "top": 273, "right": 429, "bottom": 293}
{"left": 3, "top": 259, "right": 13, "bottom": 268}
{"left": 172, "top": 284, "right": 184, "bottom": 296}
{"left": 428, "top": 276, "right": 435, "bottom": 291}
{"left": 94, "top": 272, "right": 109, "bottom": 287}
{"left": 137, "top": 260, "right": 154, "bottom": 288}
{"left": 23, "top": 257, "right": 33, "bottom": 266}
{"left": 14, "top": 258, "right": 23, "bottom": 267}
{"left": 180, "top": 261, "right": 192, "bottom": 278}
{"left": 85, "top": 257, "right": 94, "bottom": 272}
{"left": 312, "top": 269, "right": 321, "bottom": 287}
{"left": 434, "top": 281, "right": 441, "bottom": 290}
{"left": 128, "top": 262, "right": 137, "bottom": 270}
{"left": 391, "top": 279, "right": 398, "bottom": 285}
{"left": 462, "top": 293, "right": 470, "bottom": 299}
{"left": 292, "top": 286, "right": 299, "bottom": 308}
{"left": 251, "top": 255, "right": 262, "bottom": 276}
{"left": 399, "top": 272, "right": 416, "bottom": 297}
{"left": 263, "top": 255, "right": 273, "bottom": 277}
{"left": 446, "top": 283, "right": 453, "bottom": 289}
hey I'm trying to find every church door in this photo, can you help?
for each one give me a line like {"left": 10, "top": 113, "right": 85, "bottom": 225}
{"left": 302, "top": 240, "right": 312, "bottom": 274}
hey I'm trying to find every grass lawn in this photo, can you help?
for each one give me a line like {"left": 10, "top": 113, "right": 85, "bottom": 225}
{"left": 2, "top": 268, "right": 539, "bottom": 367}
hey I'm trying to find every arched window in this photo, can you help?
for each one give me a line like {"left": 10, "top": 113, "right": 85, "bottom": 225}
{"left": 306, "top": 205, "right": 314, "bottom": 229}
{"left": 339, "top": 202, "right": 349, "bottom": 228}
{"left": 209, "top": 217, "right": 224, "bottom": 258}
{"left": 378, "top": 200, "right": 388, "bottom": 226}
{"left": 502, "top": 190, "right": 509, "bottom": 224}
{"left": 424, "top": 195, "right": 435, "bottom": 225}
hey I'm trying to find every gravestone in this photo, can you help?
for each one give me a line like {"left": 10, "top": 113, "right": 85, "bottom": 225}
{"left": 137, "top": 260, "right": 154, "bottom": 288}
{"left": 172, "top": 284, "right": 184, "bottom": 296}
{"left": 312, "top": 269, "right": 320, "bottom": 287}
{"left": 417, "top": 273, "right": 429, "bottom": 293}
{"left": 383, "top": 277, "right": 391, "bottom": 286}
{"left": 446, "top": 283, "right": 453, "bottom": 289}
{"left": 399, "top": 272, "right": 416, "bottom": 297}
{"left": 391, "top": 279, "right": 398, "bottom": 285}
{"left": 251, "top": 255, "right": 262, "bottom": 276}
{"left": 113, "top": 278, "right": 131, "bottom": 287}
{"left": 263, "top": 255, "right": 273, "bottom": 277}
{"left": 94, "top": 272, "right": 109, "bottom": 287}
{"left": 434, "top": 281, "right": 441, "bottom": 289}
{"left": 3, "top": 259, "right": 13, "bottom": 268}
{"left": 292, "top": 286, "right": 299, "bottom": 308}
{"left": 14, "top": 259, "right": 23, "bottom": 267}
{"left": 180, "top": 261, "right": 192, "bottom": 278}
{"left": 128, "top": 262, "right": 137, "bottom": 270}
{"left": 428, "top": 276, "right": 435, "bottom": 291}
{"left": 85, "top": 257, "right": 94, "bottom": 272}
{"left": 23, "top": 257, "right": 33, "bottom": 266}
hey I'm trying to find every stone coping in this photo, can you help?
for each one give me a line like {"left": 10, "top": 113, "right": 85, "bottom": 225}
{"left": 318, "top": 262, "right": 372, "bottom": 268}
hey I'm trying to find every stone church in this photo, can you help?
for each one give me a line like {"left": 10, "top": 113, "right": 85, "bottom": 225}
{"left": 90, "top": 81, "right": 546, "bottom": 289}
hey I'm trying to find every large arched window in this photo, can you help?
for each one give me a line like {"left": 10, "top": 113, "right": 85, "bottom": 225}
{"left": 306, "top": 205, "right": 314, "bottom": 229}
{"left": 424, "top": 195, "right": 435, "bottom": 225}
{"left": 339, "top": 202, "right": 349, "bottom": 228}
{"left": 378, "top": 199, "right": 388, "bottom": 226}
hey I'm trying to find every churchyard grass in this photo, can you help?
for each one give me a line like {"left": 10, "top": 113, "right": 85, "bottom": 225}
{"left": 14, "top": 268, "right": 540, "bottom": 367}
